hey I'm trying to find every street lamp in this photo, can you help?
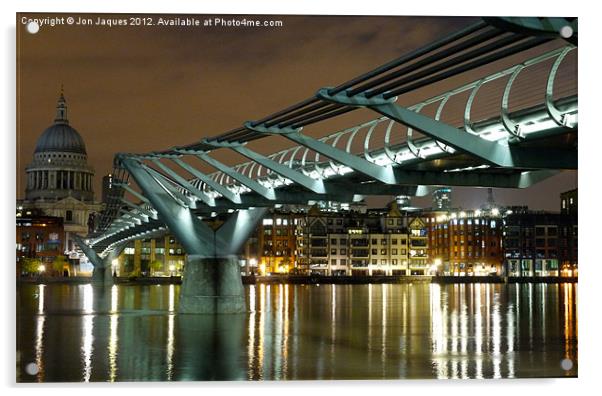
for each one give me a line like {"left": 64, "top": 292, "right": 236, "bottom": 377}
{"left": 429, "top": 258, "right": 442, "bottom": 276}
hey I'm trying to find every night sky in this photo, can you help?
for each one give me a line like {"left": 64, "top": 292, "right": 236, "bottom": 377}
{"left": 16, "top": 13, "right": 577, "bottom": 211}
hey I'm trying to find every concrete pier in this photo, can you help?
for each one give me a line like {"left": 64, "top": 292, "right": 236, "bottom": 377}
{"left": 178, "top": 255, "right": 246, "bottom": 314}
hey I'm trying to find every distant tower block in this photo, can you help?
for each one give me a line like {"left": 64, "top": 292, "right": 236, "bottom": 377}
{"left": 487, "top": 187, "right": 496, "bottom": 208}
{"left": 432, "top": 187, "right": 452, "bottom": 210}
{"left": 395, "top": 195, "right": 412, "bottom": 208}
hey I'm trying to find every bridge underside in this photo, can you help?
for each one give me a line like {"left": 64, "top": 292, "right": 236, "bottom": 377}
{"left": 78, "top": 17, "right": 577, "bottom": 313}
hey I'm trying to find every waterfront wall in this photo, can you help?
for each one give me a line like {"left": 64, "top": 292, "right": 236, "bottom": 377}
{"left": 18, "top": 274, "right": 578, "bottom": 285}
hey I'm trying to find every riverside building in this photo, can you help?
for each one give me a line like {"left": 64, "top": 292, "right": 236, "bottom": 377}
{"left": 18, "top": 90, "right": 102, "bottom": 268}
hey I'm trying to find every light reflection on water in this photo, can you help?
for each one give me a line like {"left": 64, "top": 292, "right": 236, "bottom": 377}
{"left": 17, "top": 282, "right": 577, "bottom": 382}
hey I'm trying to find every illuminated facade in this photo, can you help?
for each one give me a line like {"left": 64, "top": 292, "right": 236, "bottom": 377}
{"left": 503, "top": 208, "right": 577, "bottom": 277}
{"left": 257, "top": 202, "right": 429, "bottom": 276}
{"left": 426, "top": 209, "right": 504, "bottom": 276}
{"left": 16, "top": 208, "right": 68, "bottom": 274}
{"left": 257, "top": 211, "right": 303, "bottom": 275}
{"left": 113, "top": 235, "right": 186, "bottom": 277}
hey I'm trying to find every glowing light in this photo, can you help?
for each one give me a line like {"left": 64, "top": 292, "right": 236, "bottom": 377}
{"left": 81, "top": 285, "right": 94, "bottom": 382}
{"left": 459, "top": 211, "right": 466, "bottom": 218}
{"left": 434, "top": 258, "right": 442, "bottom": 267}
{"left": 249, "top": 258, "right": 257, "bottom": 266}
{"left": 34, "top": 284, "right": 46, "bottom": 382}
{"left": 38, "top": 265, "right": 45, "bottom": 273}
{"left": 169, "top": 264, "right": 175, "bottom": 272}
{"left": 475, "top": 210, "right": 482, "bottom": 217}
{"left": 111, "top": 259, "right": 118, "bottom": 267}
{"left": 492, "top": 208, "right": 500, "bottom": 216}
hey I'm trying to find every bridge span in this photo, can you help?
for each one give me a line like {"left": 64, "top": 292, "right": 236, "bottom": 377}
{"left": 76, "top": 17, "right": 577, "bottom": 313}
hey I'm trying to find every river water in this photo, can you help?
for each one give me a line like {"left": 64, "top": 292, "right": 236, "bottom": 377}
{"left": 16, "top": 282, "right": 577, "bottom": 382}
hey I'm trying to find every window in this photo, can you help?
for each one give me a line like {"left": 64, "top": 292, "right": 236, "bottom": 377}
{"left": 340, "top": 249, "right": 347, "bottom": 255}
{"left": 371, "top": 239, "right": 377, "bottom": 245}
{"left": 276, "top": 218, "right": 282, "bottom": 226}
{"left": 262, "top": 218, "right": 273, "bottom": 226}
{"left": 381, "top": 259, "right": 386, "bottom": 265}
{"left": 371, "top": 259, "right": 377, "bottom": 265}
{"left": 331, "top": 239, "right": 337, "bottom": 245}
{"left": 339, "top": 238, "right": 347, "bottom": 245}
{"left": 371, "top": 249, "right": 378, "bottom": 255}
{"left": 331, "top": 259, "right": 337, "bottom": 266}
{"left": 392, "top": 239, "right": 398, "bottom": 245}
{"left": 331, "top": 249, "right": 337, "bottom": 255}
{"left": 66, "top": 210, "right": 73, "bottom": 222}
{"left": 392, "top": 259, "right": 398, "bottom": 265}
{"left": 381, "top": 239, "right": 387, "bottom": 245}
{"left": 392, "top": 249, "right": 398, "bottom": 255}
{"left": 381, "top": 249, "right": 386, "bottom": 255}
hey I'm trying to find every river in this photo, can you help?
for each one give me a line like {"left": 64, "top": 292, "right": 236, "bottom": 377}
{"left": 16, "top": 282, "right": 577, "bottom": 381}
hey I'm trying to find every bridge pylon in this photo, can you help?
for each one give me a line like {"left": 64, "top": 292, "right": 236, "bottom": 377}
{"left": 120, "top": 157, "right": 267, "bottom": 314}
{"left": 72, "top": 234, "right": 125, "bottom": 286}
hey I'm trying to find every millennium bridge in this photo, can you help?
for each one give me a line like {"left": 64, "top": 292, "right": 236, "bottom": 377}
{"left": 74, "top": 17, "right": 578, "bottom": 313}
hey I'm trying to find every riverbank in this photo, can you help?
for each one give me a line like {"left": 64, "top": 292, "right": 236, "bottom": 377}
{"left": 17, "top": 274, "right": 579, "bottom": 285}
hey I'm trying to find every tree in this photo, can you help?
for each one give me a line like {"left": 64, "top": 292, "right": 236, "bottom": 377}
{"left": 52, "top": 255, "right": 68, "bottom": 276}
{"left": 21, "top": 258, "right": 42, "bottom": 276}
{"left": 149, "top": 260, "right": 164, "bottom": 276}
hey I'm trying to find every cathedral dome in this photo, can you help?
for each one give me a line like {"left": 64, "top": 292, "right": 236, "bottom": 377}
{"left": 25, "top": 89, "right": 95, "bottom": 203}
{"left": 34, "top": 124, "right": 87, "bottom": 154}
{"left": 33, "top": 92, "right": 87, "bottom": 155}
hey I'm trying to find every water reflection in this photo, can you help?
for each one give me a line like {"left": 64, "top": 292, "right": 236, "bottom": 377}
{"left": 34, "top": 284, "right": 45, "bottom": 382}
{"left": 17, "top": 282, "right": 578, "bottom": 382}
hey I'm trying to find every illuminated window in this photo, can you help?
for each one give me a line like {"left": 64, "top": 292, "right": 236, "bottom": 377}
{"left": 262, "top": 218, "right": 273, "bottom": 226}
{"left": 276, "top": 218, "right": 282, "bottom": 226}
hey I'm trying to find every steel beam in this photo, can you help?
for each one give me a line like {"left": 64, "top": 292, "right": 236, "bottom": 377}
{"left": 120, "top": 157, "right": 215, "bottom": 255}
{"left": 171, "top": 157, "right": 242, "bottom": 204}
{"left": 73, "top": 234, "right": 105, "bottom": 268}
{"left": 244, "top": 122, "right": 397, "bottom": 184}
{"left": 119, "top": 197, "right": 157, "bottom": 219}
{"left": 113, "top": 182, "right": 151, "bottom": 204}
{"left": 204, "top": 139, "right": 327, "bottom": 194}
{"left": 317, "top": 88, "right": 578, "bottom": 169}
{"left": 187, "top": 150, "right": 276, "bottom": 200}
{"left": 150, "top": 158, "right": 216, "bottom": 206}
{"left": 142, "top": 164, "right": 195, "bottom": 208}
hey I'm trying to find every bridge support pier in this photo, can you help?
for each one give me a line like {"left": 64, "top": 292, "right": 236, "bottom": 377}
{"left": 120, "top": 157, "right": 268, "bottom": 314}
{"left": 90, "top": 260, "right": 115, "bottom": 285}
{"left": 179, "top": 255, "right": 245, "bottom": 314}
{"left": 73, "top": 234, "right": 125, "bottom": 287}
